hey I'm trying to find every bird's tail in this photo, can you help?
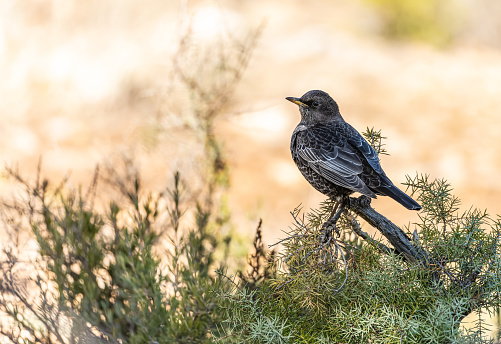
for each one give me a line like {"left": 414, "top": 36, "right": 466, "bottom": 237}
{"left": 374, "top": 181, "right": 421, "bottom": 211}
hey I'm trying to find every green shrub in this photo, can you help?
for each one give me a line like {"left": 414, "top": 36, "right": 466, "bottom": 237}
{"left": 215, "top": 129, "right": 501, "bottom": 343}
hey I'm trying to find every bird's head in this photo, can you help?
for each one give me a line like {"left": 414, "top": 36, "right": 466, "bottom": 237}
{"left": 286, "top": 90, "right": 343, "bottom": 125}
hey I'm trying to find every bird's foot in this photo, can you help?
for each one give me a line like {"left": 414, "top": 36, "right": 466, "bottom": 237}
{"left": 319, "top": 196, "right": 348, "bottom": 244}
{"left": 320, "top": 219, "right": 340, "bottom": 244}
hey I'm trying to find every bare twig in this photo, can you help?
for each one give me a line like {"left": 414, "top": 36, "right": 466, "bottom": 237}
{"left": 268, "top": 234, "right": 308, "bottom": 248}
{"left": 330, "top": 239, "right": 348, "bottom": 295}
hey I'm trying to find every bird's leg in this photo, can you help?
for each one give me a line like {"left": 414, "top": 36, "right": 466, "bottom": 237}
{"left": 328, "top": 201, "right": 340, "bottom": 219}
{"left": 320, "top": 196, "right": 348, "bottom": 243}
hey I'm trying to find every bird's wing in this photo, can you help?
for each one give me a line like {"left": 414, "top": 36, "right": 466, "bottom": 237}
{"left": 346, "top": 129, "right": 383, "bottom": 174}
{"left": 296, "top": 127, "right": 375, "bottom": 196}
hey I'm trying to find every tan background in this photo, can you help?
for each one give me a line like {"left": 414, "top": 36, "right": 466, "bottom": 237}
{"left": 1, "top": 0, "right": 501, "bottom": 334}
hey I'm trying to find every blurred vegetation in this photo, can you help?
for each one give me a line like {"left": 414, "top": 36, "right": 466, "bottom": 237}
{"left": 364, "top": 0, "right": 459, "bottom": 47}
{"left": 0, "top": 18, "right": 263, "bottom": 343}
{"left": 0, "top": 163, "right": 233, "bottom": 343}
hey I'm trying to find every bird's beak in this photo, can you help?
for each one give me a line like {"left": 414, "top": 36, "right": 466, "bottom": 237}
{"left": 286, "top": 97, "right": 308, "bottom": 107}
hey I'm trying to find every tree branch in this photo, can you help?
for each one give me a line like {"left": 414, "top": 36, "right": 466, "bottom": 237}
{"left": 347, "top": 195, "right": 428, "bottom": 265}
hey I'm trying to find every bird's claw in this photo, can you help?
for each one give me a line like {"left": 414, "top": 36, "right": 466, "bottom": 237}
{"left": 320, "top": 220, "right": 340, "bottom": 244}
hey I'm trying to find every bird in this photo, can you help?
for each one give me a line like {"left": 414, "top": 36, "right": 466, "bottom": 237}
{"left": 286, "top": 90, "right": 420, "bottom": 236}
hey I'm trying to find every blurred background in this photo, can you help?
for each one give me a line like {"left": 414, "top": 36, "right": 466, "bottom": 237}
{"left": 2, "top": 0, "right": 501, "bottom": 334}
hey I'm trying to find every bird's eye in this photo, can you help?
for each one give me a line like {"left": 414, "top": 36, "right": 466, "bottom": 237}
{"left": 312, "top": 101, "right": 320, "bottom": 108}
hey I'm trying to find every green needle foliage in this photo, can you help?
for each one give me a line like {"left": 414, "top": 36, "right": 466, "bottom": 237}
{"left": 215, "top": 129, "right": 501, "bottom": 344}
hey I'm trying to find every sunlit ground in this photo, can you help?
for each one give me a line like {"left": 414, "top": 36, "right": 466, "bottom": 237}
{"left": 2, "top": 0, "right": 501, "bottom": 339}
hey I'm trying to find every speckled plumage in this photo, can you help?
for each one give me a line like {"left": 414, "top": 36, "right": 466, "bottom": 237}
{"left": 287, "top": 90, "right": 421, "bottom": 210}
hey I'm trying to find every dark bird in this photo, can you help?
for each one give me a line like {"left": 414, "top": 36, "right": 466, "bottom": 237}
{"left": 286, "top": 90, "right": 421, "bottom": 221}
